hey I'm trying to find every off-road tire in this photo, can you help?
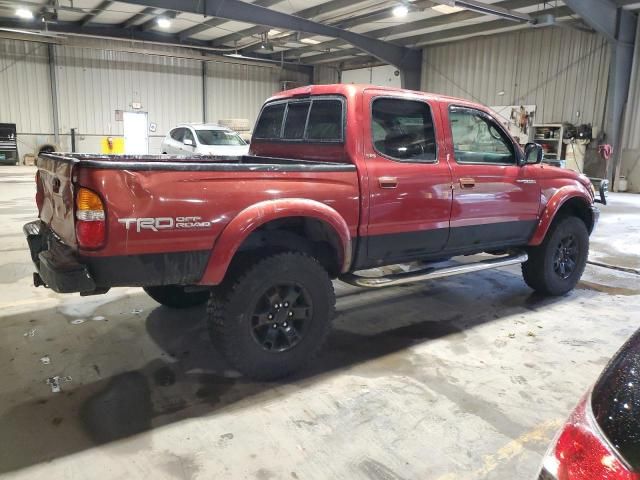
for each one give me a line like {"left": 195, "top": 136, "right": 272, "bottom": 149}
{"left": 143, "top": 285, "right": 210, "bottom": 308}
{"left": 208, "top": 252, "right": 335, "bottom": 380}
{"left": 522, "top": 216, "right": 589, "bottom": 295}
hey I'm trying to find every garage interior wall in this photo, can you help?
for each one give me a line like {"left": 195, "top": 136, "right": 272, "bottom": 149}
{"left": 421, "top": 26, "right": 611, "bottom": 130}
{"left": 620, "top": 16, "right": 640, "bottom": 193}
{"left": 0, "top": 37, "right": 311, "bottom": 158}
{"left": 0, "top": 39, "right": 55, "bottom": 160}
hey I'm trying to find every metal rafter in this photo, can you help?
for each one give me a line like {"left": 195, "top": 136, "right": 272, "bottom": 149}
{"left": 110, "top": 0, "right": 423, "bottom": 88}
{"left": 80, "top": 0, "right": 113, "bottom": 26}
{"left": 278, "top": 0, "right": 541, "bottom": 60}
{"left": 120, "top": 6, "right": 156, "bottom": 28}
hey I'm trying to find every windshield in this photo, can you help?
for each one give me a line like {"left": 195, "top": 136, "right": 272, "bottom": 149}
{"left": 196, "top": 130, "right": 245, "bottom": 146}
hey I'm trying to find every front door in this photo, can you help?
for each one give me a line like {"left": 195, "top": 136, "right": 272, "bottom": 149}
{"left": 363, "top": 91, "right": 453, "bottom": 267}
{"left": 443, "top": 105, "right": 540, "bottom": 251}
{"left": 123, "top": 111, "right": 149, "bottom": 155}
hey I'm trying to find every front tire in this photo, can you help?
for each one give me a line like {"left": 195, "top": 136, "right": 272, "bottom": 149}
{"left": 144, "top": 285, "right": 210, "bottom": 308}
{"left": 208, "top": 252, "right": 335, "bottom": 380}
{"left": 522, "top": 216, "right": 589, "bottom": 295}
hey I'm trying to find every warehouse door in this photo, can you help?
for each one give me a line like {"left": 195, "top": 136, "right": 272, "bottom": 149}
{"left": 123, "top": 111, "right": 149, "bottom": 154}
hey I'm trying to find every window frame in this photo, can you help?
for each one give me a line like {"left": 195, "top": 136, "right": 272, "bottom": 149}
{"left": 448, "top": 105, "right": 518, "bottom": 166}
{"left": 370, "top": 95, "right": 439, "bottom": 164}
{"left": 252, "top": 95, "right": 346, "bottom": 144}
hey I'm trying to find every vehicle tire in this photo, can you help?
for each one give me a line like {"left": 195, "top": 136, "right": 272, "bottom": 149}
{"left": 522, "top": 216, "right": 589, "bottom": 296}
{"left": 208, "top": 252, "right": 335, "bottom": 380}
{"left": 143, "top": 285, "right": 210, "bottom": 308}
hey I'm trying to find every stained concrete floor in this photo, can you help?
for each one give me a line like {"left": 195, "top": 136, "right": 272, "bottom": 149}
{"left": 0, "top": 165, "right": 639, "bottom": 480}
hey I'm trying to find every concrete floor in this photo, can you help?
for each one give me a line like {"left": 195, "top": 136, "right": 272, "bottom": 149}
{"left": 1, "top": 165, "right": 639, "bottom": 480}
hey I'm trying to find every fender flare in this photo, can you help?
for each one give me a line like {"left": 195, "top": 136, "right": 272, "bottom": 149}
{"left": 528, "top": 186, "right": 593, "bottom": 246}
{"left": 199, "top": 198, "right": 352, "bottom": 285}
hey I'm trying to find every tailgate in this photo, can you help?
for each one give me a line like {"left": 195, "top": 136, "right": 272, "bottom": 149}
{"left": 36, "top": 155, "right": 77, "bottom": 248}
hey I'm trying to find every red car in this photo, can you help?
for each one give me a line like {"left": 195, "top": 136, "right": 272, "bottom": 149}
{"left": 25, "top": 84, "right": 600, "bottom": 379}
{"left": 539, "top": 329, "right": 640, "bottom": 479}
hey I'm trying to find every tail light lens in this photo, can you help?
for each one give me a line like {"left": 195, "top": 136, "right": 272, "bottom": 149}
{"left": 75, "top": 187, "right": 105, "bottom": 249}
{"left": 539, "top": 394, "right": 639, "bottom": 480}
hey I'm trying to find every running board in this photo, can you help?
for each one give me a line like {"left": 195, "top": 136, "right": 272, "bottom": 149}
{"left": 339, "top": 252, "right": 528, "bottom": 289}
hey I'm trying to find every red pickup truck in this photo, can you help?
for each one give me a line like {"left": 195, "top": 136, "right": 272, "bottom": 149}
{"left": 25, "top": 84, "right": 599, "bottom": 379}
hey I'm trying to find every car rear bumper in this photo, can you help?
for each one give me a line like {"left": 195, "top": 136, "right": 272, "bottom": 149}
{"left": 24, "top": 220, "right": 211, "bottom": 294}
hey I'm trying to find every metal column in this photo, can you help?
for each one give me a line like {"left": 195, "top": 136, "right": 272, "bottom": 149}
{"left": 47, "top": 43, "right": 60, "bottom": 147}
{"left": 202, "top": 61, "right": 208, "bottom": 123}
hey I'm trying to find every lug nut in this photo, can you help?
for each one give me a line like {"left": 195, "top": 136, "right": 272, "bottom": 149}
{"left": 283, "top": 322, "right": 288, "bottom": 327}
{"left": 268, "top": 314, "right": 273, "bottom": 319}
{"left": 272, "top": 323, "right": 278, "bottom": 328}
{"left": 288, "top": 311, "right": 293, "bottom": 316}
{"left": 284, "top": 302, "right": 289, "bottom": 307}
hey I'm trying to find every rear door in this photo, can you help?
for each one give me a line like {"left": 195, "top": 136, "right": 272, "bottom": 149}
{"left": 363, "top": 90, "right": 453, "bottom": 266}
{"left": 444, "top": 105, "right": 540, "bottom": 250}
{"left": 166, "top": 128, "right": 184, "bottom": 154}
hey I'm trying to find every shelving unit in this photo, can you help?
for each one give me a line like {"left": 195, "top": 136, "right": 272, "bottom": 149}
{"left": 531, "top": 124, "right": 565, "bottom": 162}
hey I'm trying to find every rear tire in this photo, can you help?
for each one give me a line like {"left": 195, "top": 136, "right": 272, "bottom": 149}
{"left": 208, "top": 252, "right": 335, "bottom": 380}
{"left": 144, "top": 285, "right": 210, "bottom": 308}
{"left": 522, "top": 216, "right": 589, "bottom": 295}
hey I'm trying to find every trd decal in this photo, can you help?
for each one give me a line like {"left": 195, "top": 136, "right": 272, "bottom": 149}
{"left": 118, "top": 216, "right": 212, "bottom": 232}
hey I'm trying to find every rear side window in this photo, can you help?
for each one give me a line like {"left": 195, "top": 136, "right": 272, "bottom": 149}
{"left": 253, "top": 97, "right": 344, "bottom": 142}
{"left": 170, "top": 128, "right": 184, "bottom": 141}
{"left": 254, "top": 103, "right": 286, "bottom": 139}
{"left": 371, "top": 98, "right": 437, "bottom": 162}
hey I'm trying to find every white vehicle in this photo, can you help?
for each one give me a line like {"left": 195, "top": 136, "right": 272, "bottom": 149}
{"left": 161, "top": 124, "right": 249, "bottom": 156}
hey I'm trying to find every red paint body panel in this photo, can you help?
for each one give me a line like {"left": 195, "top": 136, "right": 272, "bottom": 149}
{"left": 33, "top": 84, "right": 597, "bottom": 287}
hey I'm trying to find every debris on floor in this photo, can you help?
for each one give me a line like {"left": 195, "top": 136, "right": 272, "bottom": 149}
{"left": 46, "top": 375, "right": 72, "bottom": 393}
{"left": 23, "top": 328, "right": 36, "bottom": 337}
{"left": 70, "top": 318, "right": 86, "bottom": 325}
{"left": 39, "top": 355, "right": 51, "bottom": 365}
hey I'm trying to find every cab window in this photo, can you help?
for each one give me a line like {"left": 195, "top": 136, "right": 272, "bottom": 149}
{"left": 371, "top": 98, "right": 437, "bottom": 162}
{"left": 449, "top": 107, "right": 515, "bottom": 165}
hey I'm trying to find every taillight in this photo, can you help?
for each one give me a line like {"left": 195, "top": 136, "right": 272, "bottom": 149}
{"left": 539, "top": 394, "right": 639, "bottom": 480}
{"left": 75, "top": 187, "right": 105, "bottom": 249}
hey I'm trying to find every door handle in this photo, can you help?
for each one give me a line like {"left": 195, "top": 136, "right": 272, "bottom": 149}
{"left": 378, "top": 176, "right": 398, "bottom": 189}
{"left": 459, "top": 177, "right": 476, "bottom": 188}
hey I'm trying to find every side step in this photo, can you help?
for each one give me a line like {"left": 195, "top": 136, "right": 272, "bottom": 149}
{"left": 339, "top": 252, "right": 528, "bottom": 289}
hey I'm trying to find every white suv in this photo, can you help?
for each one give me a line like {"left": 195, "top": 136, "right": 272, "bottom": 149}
{"left": 161, "top": 124, "right": 250, "bottom": 156}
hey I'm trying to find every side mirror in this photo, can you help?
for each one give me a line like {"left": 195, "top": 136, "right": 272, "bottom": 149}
{"left": 183, "top": 138, "right": 194, "bottom": 146}
{"left": 523, "top": 142, "right": 543, "bottom": 165}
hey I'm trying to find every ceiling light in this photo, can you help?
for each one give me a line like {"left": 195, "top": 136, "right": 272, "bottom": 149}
{"left": 432, "top": 4, "right": 464, "bottom": 14}
{"left": 156, "top": 17, "right": 171, "bottom": 28}
{"left": 392, "top": 5, "right": 409, "bottom": 17}
{"left": 15, "top": 8, "right": 33, "bottom": 19}
{"left": 300, "top": 38, "right": 320, "bottom": 45}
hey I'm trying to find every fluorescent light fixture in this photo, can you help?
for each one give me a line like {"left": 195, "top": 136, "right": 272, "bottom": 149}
{"left": 268, "top": 29, "right": 281, "bottom": 36}
{"left": 300, "top": 38, "right": 320, "bottom": 45}
{"left": 432, "top": 4, "right": 464, "bottom": 13}
{"left": 156, "top": 17, "right": 171, "bottom": 28}
{"left": 392, "top": 5, "right": 409, "bottom": 17}
{"left": 15, "top": 8, "right": 33, "bottom": 19}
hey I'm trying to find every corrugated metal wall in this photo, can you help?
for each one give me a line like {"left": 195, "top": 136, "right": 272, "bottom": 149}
{"left": 0, "top": 39, "right": 53, "bottom": 133}
{"left": 0, "top": 37, "right": 310, "bottom": 156}
{"left": 620, "top": 16, "right": 640, "bottom": 192}
{"left": 313, "top": 65, "right": 340, "bottom": 84}
{"left": 421, "top": 27, "right": 611, "bottom": 128}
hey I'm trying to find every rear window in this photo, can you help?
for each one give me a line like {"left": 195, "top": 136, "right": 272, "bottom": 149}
{"left": 592, "top": 330, "right": 640, "bottom": 470}
{"left": 253, "top": 97, "right": 344, "bottom": 142}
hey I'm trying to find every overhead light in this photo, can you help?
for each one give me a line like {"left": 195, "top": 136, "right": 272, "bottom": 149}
{"left": 392, "top": 5, "right": 409, "bottom": 17}
{"left": 300, "top": 38, "right": 320, "bottom": 45}
{"left": 432, "top": 4, "right": 464, "bottom": 14}
{"left": 15, "top": 8, "right": 33, "bottom": 19}
{"left": 156, "top": 17, "right": 171, "bottom": 28}
{"left": 268, "top": 29, "right": 281, "bottom": 36}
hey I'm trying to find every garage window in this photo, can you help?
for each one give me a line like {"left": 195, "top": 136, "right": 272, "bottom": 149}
{"left": 372, "top": 98, "right": 437, "bottom": 162}
{"left": 253, "top": 96, "right": 344, "bottom": 142}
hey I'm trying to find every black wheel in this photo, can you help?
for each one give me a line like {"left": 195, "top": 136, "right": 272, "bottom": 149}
{"left": 208, "top": 252, "right": 335, "bottom": 380}
{"left": 143, "top": 285, "right": 210, "bottom": 308}
{"left": 522, "top": 216, "right": 589, "bottom": 295}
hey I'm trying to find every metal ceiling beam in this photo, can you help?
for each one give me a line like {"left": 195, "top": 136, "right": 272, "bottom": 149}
{"left": 445, "top": 0, "right": 533, "bottom": 22}
{"left": 115, "top": 0, "right": 423, "bottom": 89}
{"left": 120, "top": 7, "right": 155, "bottom": 28}
{"left": 80, "top": 0, "right": 113, "bottom": 26}
{"left": 564, "top": 0, "right": 638, "bottom": 187}
{"left": 176, "top": 0, "right": 281, "bottom": 40}
{"left": 213, "top": 0, "right": 379, "bottom": 47}
{"left": 278, "top": 0, "right": 540, "bottom": 60}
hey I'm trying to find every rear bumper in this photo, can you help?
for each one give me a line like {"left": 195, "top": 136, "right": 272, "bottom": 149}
{"left": 24, "top": 220, "right": 210, "bottom": 294}
{"left": 24, "top": 220, "right": 96, "bottom": 293}
{"left": 591, "top": 205, "right": 600, "bottom": 232}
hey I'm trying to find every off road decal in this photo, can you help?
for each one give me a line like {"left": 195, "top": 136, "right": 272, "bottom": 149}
{"left": 118, "top": 216, "right": 212, "bottom": 232}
